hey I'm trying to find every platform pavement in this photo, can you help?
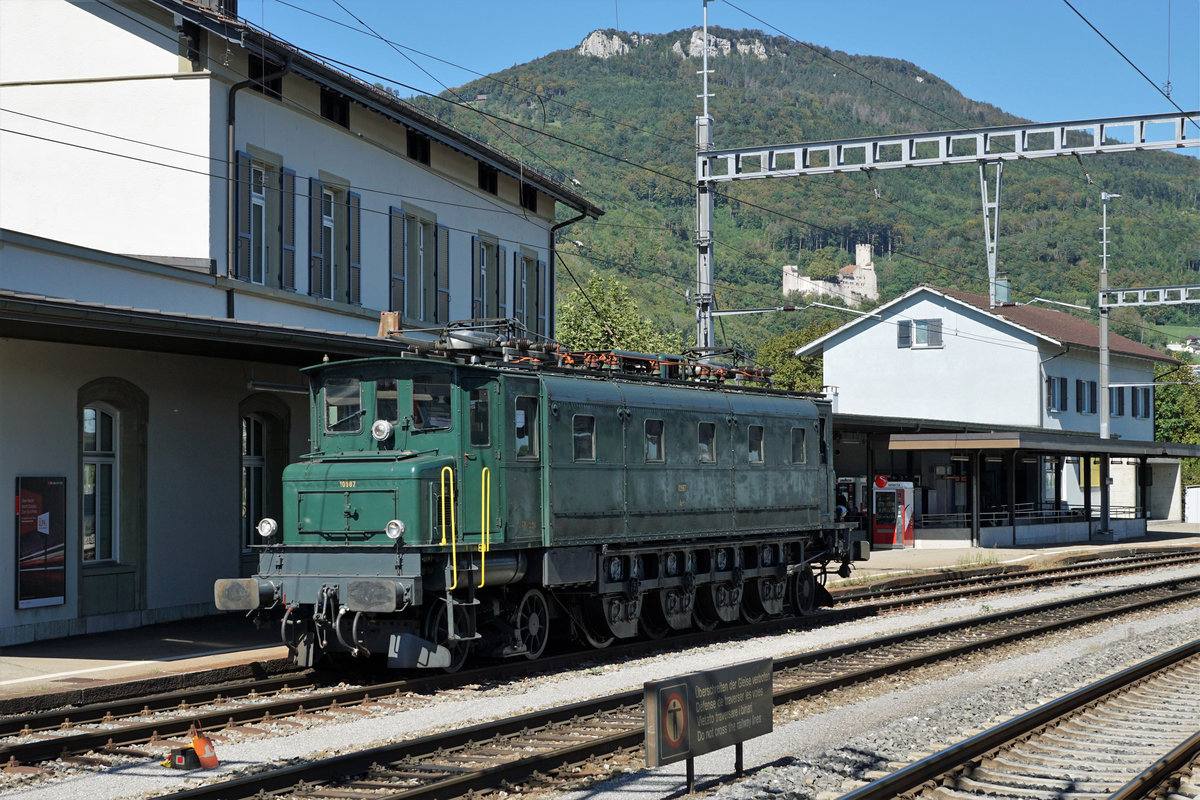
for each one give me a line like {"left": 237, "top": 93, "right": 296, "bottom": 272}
{"left": 1, "top": 522, "right": 1198, "bottom": 705}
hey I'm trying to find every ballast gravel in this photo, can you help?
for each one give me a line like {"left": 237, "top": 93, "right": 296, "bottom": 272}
{"left": 4, "top": 562, "right": 1199, "bottom": 800}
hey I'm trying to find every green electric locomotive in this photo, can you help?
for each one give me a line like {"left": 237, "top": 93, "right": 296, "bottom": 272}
{"left": 215, "top": 344, "right": 868, "bottom": 670}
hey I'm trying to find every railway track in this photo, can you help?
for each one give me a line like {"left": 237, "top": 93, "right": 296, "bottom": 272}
{"left": 86, "top": 576, "right": 1200, "bottom": 800}
{"left": 1, "top": 550, "right": 1196, "bottom": 778}
{"left": 837, "top": 637, "right": 1200, "bottom": 800}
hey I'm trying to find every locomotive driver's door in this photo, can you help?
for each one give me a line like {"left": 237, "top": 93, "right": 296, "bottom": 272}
{"left": 458, "top": 377, "right": 501, "bottom": 549}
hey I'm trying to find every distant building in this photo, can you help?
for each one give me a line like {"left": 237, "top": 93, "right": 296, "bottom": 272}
{"left": 782, "top": 244, "right": 878, "bottom": 308}
{"left": 795, "top": 285, "right": 1197, "bottom": 547}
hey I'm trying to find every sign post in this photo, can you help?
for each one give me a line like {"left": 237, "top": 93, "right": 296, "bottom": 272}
{"left": 645, "top": 658, "right": 773, "bottom": 792}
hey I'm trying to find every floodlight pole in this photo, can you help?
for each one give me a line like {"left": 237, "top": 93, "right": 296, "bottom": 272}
{"left": 1097, "top": 191, "right": 1119, "bottom": 537}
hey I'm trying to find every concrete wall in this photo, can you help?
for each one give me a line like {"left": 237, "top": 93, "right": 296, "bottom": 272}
{"left": 0, "top": 338, "right": 306, "bottom": 645}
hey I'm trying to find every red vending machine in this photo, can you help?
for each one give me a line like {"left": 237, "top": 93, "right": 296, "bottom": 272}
{"left": 872, "top": 476, "right": 914, "bottom": 547}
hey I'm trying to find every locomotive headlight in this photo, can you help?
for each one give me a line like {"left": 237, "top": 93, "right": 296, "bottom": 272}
{"left": 371, "top": 419, "right": 394, "bottom": 441}
{"left": 256, "top": 517, "right": 278, "bottom": 539}
{"left": 384, "top": 519, "right": 405, "bottom": 540}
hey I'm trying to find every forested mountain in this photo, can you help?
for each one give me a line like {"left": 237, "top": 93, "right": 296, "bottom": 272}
{"left": 407, "top": 27, "right": 1200, "bottom": 353}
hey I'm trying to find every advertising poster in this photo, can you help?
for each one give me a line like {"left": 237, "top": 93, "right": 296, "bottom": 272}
{"left": 16, "top": 476, "right": 67, "bottom": 609}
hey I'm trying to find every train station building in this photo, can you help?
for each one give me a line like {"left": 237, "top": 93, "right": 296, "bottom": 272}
{"left": 0, "top": 0, "right": 599, "bottom": 646}
{"left": 797, "top": 285, "right": 1200, "bottom": 548}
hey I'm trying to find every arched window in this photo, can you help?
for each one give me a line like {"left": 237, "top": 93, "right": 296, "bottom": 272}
{"left": 82, "top": 404, "right": 118, "bottom": 562}
{"left": 241, "top": 414, "right": 267, "bottom": 551}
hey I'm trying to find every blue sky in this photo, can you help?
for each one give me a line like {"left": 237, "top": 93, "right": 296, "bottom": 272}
{"left": 247, "top": 0, "right": 1198, "bottom": 141}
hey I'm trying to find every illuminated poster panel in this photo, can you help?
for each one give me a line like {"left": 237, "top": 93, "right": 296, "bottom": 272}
{"left": 16, "top": 477, "right": 67, "bottom": 608}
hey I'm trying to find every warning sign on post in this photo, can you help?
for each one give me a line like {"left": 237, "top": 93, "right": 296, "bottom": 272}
{"left": 644, "top": 658, "right": 772, "bottom": 767}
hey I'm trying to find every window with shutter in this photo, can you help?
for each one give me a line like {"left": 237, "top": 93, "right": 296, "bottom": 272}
{"left": 436, "top": 225, "right": 450, "bottom": 323}
{"left": 308, "top": 177, "right": 325, "bottom": 298}
{"left": 897, "top": 320, "right": 912, "bottom": 348}
{"left": 347, "top": 192, "right": 361, "bottom": 305}
{"left": 235, "top": 151, "right": 252, "bottom": 281}
{"left": 281, "top": 168, "right": 296, "bottom": 290}
{"left": 497, "top": 245, "right": 507, "bottom": 319}
{"left": 537, "top": 259, "right": 549, "bottom": 337}
{"left": 389, "top": 207, "right": 406, "bottom": 313}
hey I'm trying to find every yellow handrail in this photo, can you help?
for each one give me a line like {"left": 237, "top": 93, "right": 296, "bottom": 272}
{"left": 439, "top": 465, "right": 458, "bottom": 591}
{"left": 479, "top": 467, "right": 490, "bottom": 587}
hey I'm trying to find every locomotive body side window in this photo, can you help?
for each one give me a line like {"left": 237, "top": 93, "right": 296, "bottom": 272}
{"left": 515, "top": 396, "right": 539, "bottom": 458}
{"left": 573, "top": 414, "right": 595, "bottom": 461}
{"left": 644, "top": 418, "right": 664, "bottom": 463}
{"left": 748, "top": 425, "right": 764, "bottom": 463}
{"left": 469, "top": 388, "right": 490, "bottom": 446}
{"left": 697, "top": 421, "right": 716, "bottom": 463}
{"left": 324, "top": 377, "right": 362, "bottom": 433}
{"left": 412, "top": 374, "right": 452, "bottom": 430}
{"left": 790, "top": 427, "right": 807, "bottom": 464}
{"left": 376, "top": 378, "right": 399, "bottom": 423}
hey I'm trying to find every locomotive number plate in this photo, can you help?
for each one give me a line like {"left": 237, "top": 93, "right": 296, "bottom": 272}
{"left": 339, "top": 480, "right": 357, "bottom": 488}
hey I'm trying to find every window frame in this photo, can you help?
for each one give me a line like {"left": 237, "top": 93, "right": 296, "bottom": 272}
{"left": 241, "top": 414, "right": 267, "bottom": 551}
{"left": 790, "top": 426, "right": 807, "bottom": 464}
{"left": 748, "top": 425, "right": 764, "bottom": 464}
{"left": 644, "top": 418, "right": 665, "bottom": 463}
{"left": 1110, "top": 386, "right": 1125, "bottom": 417}
{"left": 323, "top": 376, "right": 363, "bottom": 434}
{"left": 82, "top": 404, "right": 119, "bottom": 564}
{"left": 572, "top": 414, "right": 596, "bottom": 462}
{"left": 697, "top": 421, "right": 716, "bottom": 463}
{"left": 1046, "top": 375, "right": 1069, "bottom": 413}
{"left": 514, "top": 395, "right": 539, "bottom": 459}
{"left": 1076, "top": 379, "right": 1098, "bottom": 415}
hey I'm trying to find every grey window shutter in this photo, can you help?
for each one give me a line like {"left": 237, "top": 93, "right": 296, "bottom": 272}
{"left": 1089, "top": 381, "right": 1097, "bottom": 413}
{"left": 537, "top": 259, "right": 548, "bottom": 336}
{"left": 389, "top": 207, "right": 405, "bottom": 313}
{"left": 1059, "top": 377, "right": 1068, "bottom": 411}
{"left": 281, "top": 168, "right": 296, "bottom": 289}
{"left": 897, "top": 320, "right": 911, "bottom": 348}
{"left": 513, "top": 252, "right": 525, "bottom": 326}
{"left": 436, "top": 224, "right": 450, "bottom": 323}
{"left": 497, "top": 245, "right": 507, "bottom": 318}
{"left": 471, "top": 236, "right": 482, "bottom": 319}
{"left": 1076, "top": 379, "right": 1084, "bottom": 413}
{"left": 308, "top": 177, "right": 325, "bottom": 297}
{"left": 347, "top": 191, "right": 361, "bottom": 305}
{"left": 405, "top": 216, "right": 420, "bottom": 319}
{"left": 927, "top": 319, "right": 942, "bottom": 347}
{"left": 235, "top": 151, "right": 252, "bottom": 280}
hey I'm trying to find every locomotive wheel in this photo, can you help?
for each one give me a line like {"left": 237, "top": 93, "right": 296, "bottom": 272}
{"left": 575, "top": 600, "right": 615, "bottom": 649}
{"left": 638, "top": 591, "right": 671, "bottom": 640}
{"left": 424, "top": 602, "right": 471, "bottom": 673}
{"left": 515, "top": 589, "right": 550, "bottom": 660}
{"left": 791, "top": 567, "right": 817, "bottom": 616}
{"left": 692, "top": 606, "right": 719, "bottom": 631}
{"left": 739, "top": 579, "right": 766, "bottom": 623}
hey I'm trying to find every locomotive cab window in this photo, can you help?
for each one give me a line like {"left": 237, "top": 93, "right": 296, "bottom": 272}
{"left": 748, "top": 425, "right": 764, "bottom": 463}
{"left": 412, "top": 374, "right": 452, "bottom": 430}
{"left": 376, "top": 378, "right": 399, "bottom": 423}
{"left": 697, "top": 421, "right": 716, "bottom": 463}
{"left": 790, "top": 427, "right": 807, "bottom": 464}
{"left": 644, "top": 419, "right": 664, "bottom": 462}
{"left": 469, "top": 387, "right": 490, "bottom": 446}
{"left": 324, "top": 377, "right": 362, "bottom": 433}
{"left": 573, "top": 414, "right": 595, "bottom": 461}
{"left": 515, "top": 396, "right": 539, "bottom": 458}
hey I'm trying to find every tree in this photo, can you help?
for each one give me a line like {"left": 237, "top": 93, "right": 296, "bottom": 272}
{"left": 1154, "top": 360, "right": 1200, "bottom": 484}
{"left": 556, "top": 273, "right": 686, "bottom": 353}
{"left": 795, "top": 246, "right": 845, "bottom": 282}
{"left": 754, "top": 316, "right": 844, "bottom": 391}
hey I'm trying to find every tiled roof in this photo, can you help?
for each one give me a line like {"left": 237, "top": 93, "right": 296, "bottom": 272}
{"left": 937, "top": 287, "right": 1173, "bottom": 363}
